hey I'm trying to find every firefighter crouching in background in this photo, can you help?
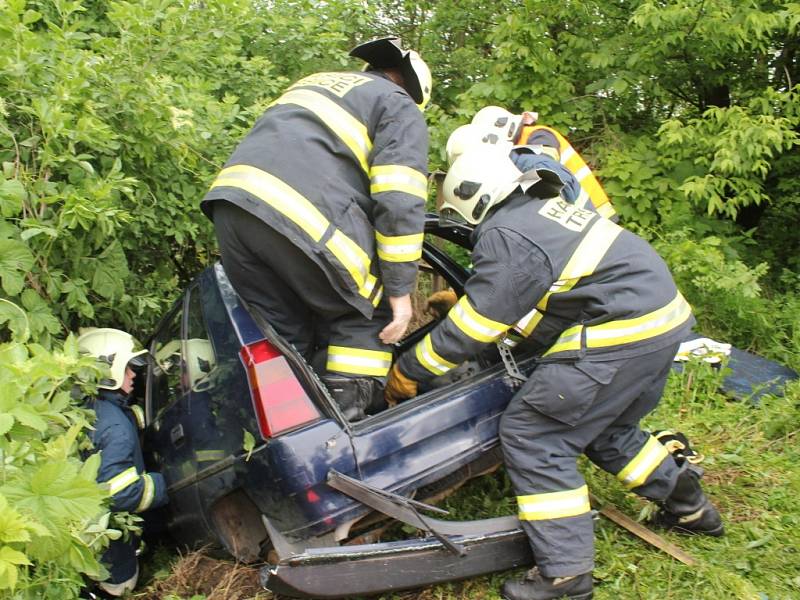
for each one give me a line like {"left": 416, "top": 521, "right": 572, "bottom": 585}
{"left": 78, "top": 328, "right": 169, "bottom": 597}
{"left": 200, "top": 36, "right": 431, "bottom": 421}
{"left": 386, "top": 147, "right": 723, "bottom": 600}
{"left": 471, "top": 105, "right": 616, "bottom": 220}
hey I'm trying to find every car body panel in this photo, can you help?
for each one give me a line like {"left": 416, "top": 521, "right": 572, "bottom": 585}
{"left": 143, "top": 216, "right": 517, "bottom": 548}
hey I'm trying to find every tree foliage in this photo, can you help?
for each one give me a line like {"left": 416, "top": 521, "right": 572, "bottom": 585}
{"left": 1, "top": 0, "right": 799, "bottom": 595}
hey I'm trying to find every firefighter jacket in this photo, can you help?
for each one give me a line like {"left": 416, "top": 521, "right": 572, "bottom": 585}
{"left": 517, "top": 125, "right": 616, "bottom": 220}
{"left": 201, "top": 71, "right": 429, "bottom": 318}
{"left": 88, "top": 389, "right": 168, "bottom": 514}
{"left": 398, "top": 193, "right": 694, "bottom": 383}
{"left": 509, "top": 147, "right": 589, "bottom": 208}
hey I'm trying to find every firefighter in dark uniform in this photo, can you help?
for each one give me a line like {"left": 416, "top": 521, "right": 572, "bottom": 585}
{"left": 201, "top": 37, "right": 431, "bottom": 420}
{"left": 385, "top": 147, "right": 723, "bottom": 600}
{"left": 78, "top": 328, "right": 169, "bottom": 597}
{"left": 472, "top": 106, "right": 616, "bottom": 220}
{"left": 446, "top": 123, "right": 589, "bottom": 208}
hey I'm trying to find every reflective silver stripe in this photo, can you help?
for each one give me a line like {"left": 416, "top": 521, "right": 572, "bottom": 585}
{"left": 135, "top": 473, "right": 155, "bottom": 512}
{"left": 130, "top": 405, "right": 145, "bottom": 430}
{"left": 324, "top": 230, "right": 372, "bottom": 294}
{"left": 545, "top": 293, "right": 691, "bottom": 357}
{"left": 196, "top": 450, "right": 226, "bottom": 463}
{"left": 517, "top": 485, "right": 591, "bottom": 521}
{"left": 105, "top": 466, "right": 139, "bottom": 497}
{"left": 596, "top": 203, "right": 616, "bottom": 219}
{"left": 211, "top": 165, "right": 377, "bottom": 301}
{"left": 574, "top": 188, "right": 591, "bottom": 209}
{"left": 376, "top": 232, "right": 424, "bottom": 262}
{"left": 370, "top": 165, "right": 428, "bottom": 200}
{"left": 575, "top": 165, "right": 591, "bottom": 180}
{"left": 415, "top": 333, "right": 457, "bottom": 375}
{"left": 212, "top": 166, "right": 328, "bottom": 240}
{"left": 586, "top": 293, "right": 692, "bottom": 347}
{"left": 513, "top": 307, "right": 542, "bottom": 338}
{"left": 537, "top": 217, "right": 622, "bottom": 311}
{"left": 617, "top": 436, "right": 669, "bottom": 489}
{"left": 560, "top": 146, "right": 576, "bottom": 163}
{"left": 543, "top": 324, "right": 583, "bottom": 356}
{"left": 449, "top": 296, "right": 509, "bottom": 343}
{"left": 327, "top": 345, "right": 393, "bottom": 377}
{"left": 270, "top": 88, "right": 372, "bottom": 173}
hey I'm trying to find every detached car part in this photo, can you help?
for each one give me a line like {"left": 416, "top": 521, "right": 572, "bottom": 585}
{"left": 261, "top": 470, "right": 532, "bottom": 598}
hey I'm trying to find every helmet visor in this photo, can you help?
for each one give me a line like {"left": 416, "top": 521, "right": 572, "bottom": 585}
{"left": 438, "top": 207, "right": 469, "bottom": 227}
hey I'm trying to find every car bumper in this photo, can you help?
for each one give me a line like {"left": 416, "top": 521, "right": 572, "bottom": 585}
{"left": 261, "top": 522, "right": 532, "bottom": 598}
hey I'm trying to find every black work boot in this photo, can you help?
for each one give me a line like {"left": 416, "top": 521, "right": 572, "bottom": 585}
{"left": 502, "top": 567, "right": 593, "bottom": 600}
{"left": 322, "top": 376, "right": 377, "bottom": 421}
{"left": 652, "top": 467, "right": 724, "bottom": 536}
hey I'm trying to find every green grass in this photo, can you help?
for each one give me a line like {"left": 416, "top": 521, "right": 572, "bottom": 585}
{"left": 377, "top": 361, "right": 800, "bottom": 600}
{"left": 141, "top": 360, "right": 800, "bottom": 600}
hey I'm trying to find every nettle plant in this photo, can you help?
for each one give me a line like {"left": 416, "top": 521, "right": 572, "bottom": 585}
{"left": 0, "top": 309, "right": 130, "bottom": 598}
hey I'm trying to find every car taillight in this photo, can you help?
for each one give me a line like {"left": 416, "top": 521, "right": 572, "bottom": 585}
{"left": 239, "top": 340, "right": 320, "bottom": 438}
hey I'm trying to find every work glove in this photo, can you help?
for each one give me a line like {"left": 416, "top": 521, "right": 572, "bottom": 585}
{"left": 384, "top": 363, "right": 418, "bottom": 407}
{"left": 652, "top": 430, "right": 704, "bottom": 465}
{"left": 425, "top": 289, "right": 458, "bottom": 320}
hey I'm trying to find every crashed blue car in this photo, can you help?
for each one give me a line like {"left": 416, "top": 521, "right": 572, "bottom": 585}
{"left": 141, "top": 216, "right": 796, "bottom": 598}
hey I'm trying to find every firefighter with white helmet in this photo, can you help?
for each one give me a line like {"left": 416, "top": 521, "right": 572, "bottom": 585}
{"left": 445, "top": 123, "right": 513, "bottom": 165}
{"left": 445, "top": 124, "right": 587, "bottom": 208}
{"left": 386, "top": 147, "right": 723, "bottom": 600}
{"left": 78, "top": 328, "right": 168, "bottom": 597}
{"left": 471, "top": 105, "right": 616, "bottom": 219}
{"left": 201, "top": 36, "right": 431, "bottom": 421}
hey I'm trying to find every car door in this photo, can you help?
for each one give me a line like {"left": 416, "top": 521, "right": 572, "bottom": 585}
{"left": 143, "top": 286, "right": 212, "bottom": 546}
{"left": 350, "top": 226, "right": 519, "bottom": 492}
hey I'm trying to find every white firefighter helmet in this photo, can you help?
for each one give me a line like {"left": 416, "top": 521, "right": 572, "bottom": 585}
{"left": 440, "top": 147, "right": 525, "bottom": 225}
{"left": 77, "top": 328, "right": 148, "bottom": 390}
{"left": 446, "top": 123, "right": 514, "bottom": 166}
{"left": 471, "top": 106, "right": 523, "bottom": 142}
{"left": 349, "top": 36, "right": 432, "bottom": 110}
{"left": 183, "top": 338, "right": 217, "bottom": 392}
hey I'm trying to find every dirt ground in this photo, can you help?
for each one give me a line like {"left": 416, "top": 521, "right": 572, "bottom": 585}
{"left": 136, "top": 551, "right": 267, "bottom": 600}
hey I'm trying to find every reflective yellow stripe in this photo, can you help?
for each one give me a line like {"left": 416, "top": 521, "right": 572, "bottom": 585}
{"left": 517, "top": 485, "right": 591, "bottom": 521}
{"left": 371, "top": 285, "right": 384, "bottom": 307}
{"left": 544, "top": 293, "right": 691, "bottom": 356}
{"left": 537, "top": 218, "right": 622, "bottom": 311}
{"left": 375, "top": 231, "right": 424, "bottom": 262}
{"left": 415, "top": 333, "right": 457, "bottom": 375}
{"left": 327, "top": 345, "right": 393, "bottom": 377}
{"left": 135, "top": 473, "right": 155, "bottom": 512}
{"left": 560, "top": 145, "right": 576, "bottom": 162}
{"left": 211, "top": 165, "right": 378, "bottom": 301}
{"left": 617, "top": 436, "right": 669, "bottom": 489}
{"left": 574, "top": 165, "right": 591, "bottom": 181}
{"left": 370, "top": 165, "right": 428, "bottom": 200}
{"left": 513, "top": 307, "right": 543, "bottom": 338}
{"left": 449, "top": 296, "right": 509, "bottom": 343}
{"left": 212, "top": 165, "right": 328, "bottom": 240}
{"left": 196, "top": 449, "right": 226, "bottom": 463}
{"left": 270, "top": 88, "right": 372, "bottom": 173}
{"left": 596, "top": 202, "right": 616, "bottom": 218}
{"left": 521, "top": 212, "right": 622, "bottom": 348}
{"left": 130, "top": 405, "right": 145, "bottom": 430}
{"left": 105, "top": 466, "right": 139, "bottom": 497}
{"left": 586, "top": 293, "right": 692, "bottom": 348}
{"left": 325, "top": 229, "right": 372, "bottom": 293}
{"left": 535, "top": 126, "right": 612, "bottom": 215}
{"left": 543, "top": 324, "right": 583, "bottom": 356}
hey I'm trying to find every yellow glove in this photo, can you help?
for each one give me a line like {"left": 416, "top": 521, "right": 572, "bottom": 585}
{"left": 384, "top": 363, "right": 418, "bottom": 407}
{"left": 425, "top": 289, "right": 458, "bottom": 320}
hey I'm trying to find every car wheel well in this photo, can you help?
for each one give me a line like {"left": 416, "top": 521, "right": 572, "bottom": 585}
{"left": 209, "top": 489, "right": 269, "bottom": 563}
